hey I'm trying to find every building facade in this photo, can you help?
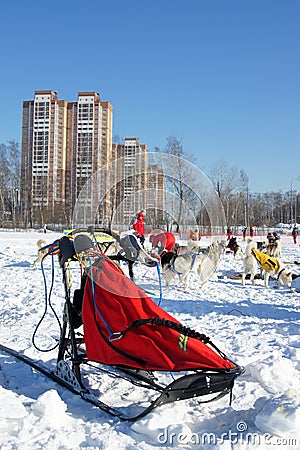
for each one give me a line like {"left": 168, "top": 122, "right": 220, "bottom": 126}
{"left": 112, "top": 138, "right": 148, "bottom": 225}
{"left": 111, "top": 139, "right": 165, "bottom": 227}
{"left": 21, "top": 90, "right": 165, "bottom": 228}
{"left": 21, "top": 90, "right": 67, "bottom": 225}
{"left": 147, "top": 164, "right": 165, "bottom": 227}
{"left": 65, "top": 92, "right": 113, "bottom": 225}
{"left": 21, "top": 90, "right": 113, "bottom": 226}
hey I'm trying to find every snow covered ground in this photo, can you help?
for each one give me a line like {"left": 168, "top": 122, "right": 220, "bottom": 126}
{"left": 0, "top": 230, "right": 299, "bottom": 450}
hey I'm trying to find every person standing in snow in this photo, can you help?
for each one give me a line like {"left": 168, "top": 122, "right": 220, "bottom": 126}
{"left": 249, "top": 224, "right": 254, "bottom": 238}
{"left": 242, "top": 226, "right": 247, "bottom": 241}
{"left": 292, "top": 225, "right": 298, "bottom": 244}
{"left": 132, "top": 210, "right": 145, "bottom": 245}
{"left": 149, "top": 230, "right": 176, "bottom": 255}
{"left": 227, "top": 227, "right": 232, "bottom": 241}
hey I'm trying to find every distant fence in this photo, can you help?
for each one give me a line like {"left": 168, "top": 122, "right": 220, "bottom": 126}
{"left": 0, "top": 224, "right": 295, "bottom": 237}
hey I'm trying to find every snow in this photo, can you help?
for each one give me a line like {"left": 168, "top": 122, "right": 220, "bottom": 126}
{"left": 0, "top": 230, "right": 300, "bottom": 449}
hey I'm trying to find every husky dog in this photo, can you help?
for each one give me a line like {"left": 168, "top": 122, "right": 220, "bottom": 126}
{"left": 161, "top": 240, "right": 224, "bottom": 290}
{"left": 175, "top": 240, "right": 204, "bottom": 255}
{"left": 265, "top": 233, "right": 282, "bottom": 259}
{"left": 207, "top": 240, "right": 227, "bottom": 267}
{"left": 33, "top": 239, "right": 47, "bottom": 267}
{"left": 227, "top": 237, "right": 243, "bottom": 258}
{"left": 242, "top": 238, "right": 292, "bottom": 289}
{"left": 251, "top": 248, "right": 292, "bottom": 289}
{"left": 161, "top": 252, "right": 212, "bottom": 290}
{"left": 241, "top": 238, "right": 258, "bottom": 286}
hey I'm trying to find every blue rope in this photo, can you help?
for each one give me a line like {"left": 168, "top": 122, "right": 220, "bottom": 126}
{"left": 169, "top": 372, "right": 175, "bottom": 381}
{"left": 155, "top": 260, "right": 163, "bottom": 306}
{"left": 32, "top": 245, "right": 61, "bottom": 351}
{"left": 88, "top": 255, "right": 113, "bottom": 337}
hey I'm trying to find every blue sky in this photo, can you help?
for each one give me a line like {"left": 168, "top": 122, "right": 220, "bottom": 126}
{"left": 1, "top": 0, "right": 299, "bottom": 193}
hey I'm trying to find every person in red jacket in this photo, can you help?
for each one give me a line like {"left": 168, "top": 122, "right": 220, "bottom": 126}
{"left": 149, "top": 230, "right": 176, "bottom": 255}
{"left": 132, "top": 210, "right": 145, "bottom": 244}
{"left": 226, "top": 227, "right": 232, "bottom": 241}
{"left": 249, "top": 224, "right": 254, "bottom": 238}
{"left": 164, "top": 232, "right": 176, "bottom": 252}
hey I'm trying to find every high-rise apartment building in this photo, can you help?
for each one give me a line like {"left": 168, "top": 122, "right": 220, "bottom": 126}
{"left": 147, "top": 164, "right": 165, "bottom": 226}
{"left": 111, "top": 139, "right": 166, "bottom": 227}
{"left": 66, "top": 92, "right": 113, "bottom": 225}
{"left": 21, "top": 90, "right": 67, "bottom": 225}
{"left": 21, "top": 90, "right": 113, "bottom": 226}
{"left": 112, "top": 138, "right": 148, "bottom": 225}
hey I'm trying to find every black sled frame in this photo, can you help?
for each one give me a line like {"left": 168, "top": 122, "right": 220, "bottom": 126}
{"left": 55, "top": 228, "right": 243, "bottom": 421}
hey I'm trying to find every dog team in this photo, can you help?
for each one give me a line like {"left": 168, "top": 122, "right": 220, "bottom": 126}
{"left": 33, "top": 226, "right": 293, "bottom": 291}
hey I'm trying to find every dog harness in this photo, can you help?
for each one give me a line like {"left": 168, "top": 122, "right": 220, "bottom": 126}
{"left": 170, "top": 252, "right": 198, "bottom": 275}
{"left": 251, "top": 249, "right": 280, "bottom": 272}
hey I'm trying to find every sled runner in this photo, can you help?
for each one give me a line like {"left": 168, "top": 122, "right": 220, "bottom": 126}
{"left": 35, "top": 228, "right": 244, "bottom": 420}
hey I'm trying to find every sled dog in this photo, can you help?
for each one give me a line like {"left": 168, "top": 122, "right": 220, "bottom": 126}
{"left": 227, "top": 237, "right": 243, "bottom": 258}
{"left": 33, "top": 239, "right": 47, "bottom": 267}
{"left": 161, "top": 240, "right": 224, "bottom": 290}
{"left": 265, "top": 236, "right": 282, "bottom": 259}
{"left": 208, "top": 240, "right": 227, "bottom": 267}
{"left": 161, "top": 252, "right": 212, "bottom": 290}
{"left": 242, "top": 238, "right": 292, "bottom": 288}
{"left": 241, "top": 238, "right": 258, "bottom": 286}
{"left": 252, "top": 248, "right": 292, "bottom": 289}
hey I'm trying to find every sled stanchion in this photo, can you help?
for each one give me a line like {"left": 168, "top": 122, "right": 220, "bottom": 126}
{"left": 58, "top": 252, "right": 85, "bottom": 389}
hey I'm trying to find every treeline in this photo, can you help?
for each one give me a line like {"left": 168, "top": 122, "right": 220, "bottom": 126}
{"left": 208, "top": 158, "right": 296, "bottom": 228}
{"left": 0, "top": 140, "right": 298, "bottom": 229}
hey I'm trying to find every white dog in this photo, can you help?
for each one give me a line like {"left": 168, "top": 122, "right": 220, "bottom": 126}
{"left": 161, "top": 240, "right": 224, "bottom": 290}
{"left": 242, "top": 238, "right": 292, "bottom": 288}
{"left": 161, "top": 253, "right": 211, "bottom": 290}
{"left": 241, "top": 238, "right": 258, "bottom": 286}
{"left": 207, "top": 240, "right": 227, "bottom": 267}
{"left": 175, "top": 240, "right": 203, "bottom": 255}
{"left": 252, "top": 248, "right": 292, "bottom": 289}
{"left": 265, "top": 237, "right": 282, "bottom": 259}
{"left": 33, "top": 239, "right": 47, "bottom": 267}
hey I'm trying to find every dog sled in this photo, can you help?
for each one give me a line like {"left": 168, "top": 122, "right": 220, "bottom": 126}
{"left": 32, "top": 227, "right": 244, "bottom": 420}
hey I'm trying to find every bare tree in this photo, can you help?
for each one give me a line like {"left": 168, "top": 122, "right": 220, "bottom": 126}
{"left": 154, "top": 135, "right": 201, "bottom": 228}
{"left": 0, "top": 144, "right": 9, "bottom": 225}
{"left": 209, "top": 159, "right": 240, "bottom": 225}
{"left": 0, "top": 141, "right": 21, "bottom": 227}
{"left": 112, "top": 134, "right": 123, "bottom": 144}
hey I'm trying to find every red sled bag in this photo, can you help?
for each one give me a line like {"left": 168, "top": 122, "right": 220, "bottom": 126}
{"left": 82, "top": 254, "right": 235, "bottom": 372}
